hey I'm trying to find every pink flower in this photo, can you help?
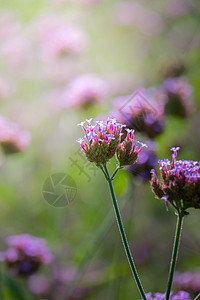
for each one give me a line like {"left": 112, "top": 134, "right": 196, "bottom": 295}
{"left": 3, "top": 234, "right": 53, "bottom": 277}
{"left": 115, "top": 1, "right": 164, "bottom": 36}
{"left": 0, "top": 116, "right": 31, "bottom": 154}
{"left": 36, "top": 16, "right": 89, "bottom": 61}
{"left": 165, "top": 0, "right": 192, "bottom": 17}
{"left": 51, "top": 74, "right": 108, "bottom": 110}
{"left": 0, "top": 36, "right": 28, "bottom": 67}
{"left": 77, "top": 117, "right": 146, "bottom": 166}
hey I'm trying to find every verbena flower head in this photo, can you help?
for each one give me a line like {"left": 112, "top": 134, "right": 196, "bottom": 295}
{"left": 150, "top": 147, "right": 200, "bottom": 214}
{"left": 174, "top": 271, "right": 200, "bottom": 296}
{"left": 1, "top": 234, "right": 53, "bottom": 277}
{"left": 143, "top": 290, "right": 191, "bottom": 300}
{"left": 163, "top": 77, "right": 194, "bottom": 118}
{"left": 116, "top": 128, "right": 147, "bottom": 167}
{"left": 111, "top": 89, "right": 165, "bottom": 139}
{"left": 127, "top": 141, "right": 157, "bottom": 181}
{"left": 77, "top": 118, "right": 146, "bottom": 166}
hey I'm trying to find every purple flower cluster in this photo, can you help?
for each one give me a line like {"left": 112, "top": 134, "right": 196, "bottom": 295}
{"left": 163, "top": 77, "right": 194, "bottom": 118}
{"left": 111, "top": 89, "right": 165, "bottom": 139}
{"left": 174, "top": 271, "right": 200, "bottom": 296}
{"left": 150, "top": 147, "right": 200, "bottom": 213}
{"left": 1, "top": 234, "right": 53, "bottom": 277}
{"left": 77, "top": 118, "right": 146, "bottom": 166}
{"left": 127, "top": 141, "right": 157, "bottom": 182}
{"left": 144, "top": 290, "right": 191, "bottom": 300}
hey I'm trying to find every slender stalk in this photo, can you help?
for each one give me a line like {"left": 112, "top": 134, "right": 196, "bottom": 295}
{"left": 194, "top": 293, "right": 200, "bottom": 300}
{"left": 165, "top": 213, "right": 184, "bottom": 300}
{"left": 99, "top": 165, "right": 110, "bottom": 181}
{"left": 104, "top": 165, "right": 147, "bottom": 300}
{"left": 110, "top": 166, "right": 121, "bottom": 181}
{"left": 65, "top": 184, "right": 134, "bottom": 299}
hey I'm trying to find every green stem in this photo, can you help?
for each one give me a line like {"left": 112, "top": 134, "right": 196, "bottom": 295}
{"left": 104, "top": 165, "right": 147, "bottom": 300}
{"left": 99, "top": 165, "right": 110, "bottom": 180}
{"left": 194, "top": 293, "right": 200, "bottom": 300}
{"left": 110, "top": 166, "right": 121, "bottom": 181}
{"left": 65, "top": 183, "right": 134, "bottom": 299}
{"left": 165, "top": 213, "right": 184, "bottom": 300}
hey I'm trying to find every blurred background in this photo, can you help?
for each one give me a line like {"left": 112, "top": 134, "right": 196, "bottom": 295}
{"left": 0, "top": 0, "right": 200, "bottom": 299}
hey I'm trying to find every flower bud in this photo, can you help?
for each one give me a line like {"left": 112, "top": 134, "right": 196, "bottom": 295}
{"left": 116, "top": 129, "right": 147, "bottom": 167}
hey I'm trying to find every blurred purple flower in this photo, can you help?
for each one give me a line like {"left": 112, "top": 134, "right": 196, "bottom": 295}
{"left": 0, "top": 116, "right": 31, "bottom": 154}
{"left": 142, "top": 290, "right": 191, "bottom": 299}
{"left": 162, "top": 77, "right": 194, "bottom": 118}
{"left": 165, "top": 0, "right": 192, "bottom": 17}
{"left": 111, "top": 89, "right": 165, "bottom": 139}
{"left": 174, "top": 271, "right": 200, "bottom": 297}
{"left": 51, "top": 74, "right": 108, "bottom": 110}
{"left": 115, "top": 1, "right": 164, "bottom": 36}
{"left": 36, "top": 16, "right": 89, "bottom": 61}
{"left": 2, "top": 234, "right": 53, "bottom": 277}
{"left": 28, "top": 267, "right": 91, "bottom": 299}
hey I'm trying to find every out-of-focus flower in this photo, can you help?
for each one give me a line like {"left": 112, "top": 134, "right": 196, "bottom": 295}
{"left": 150, "top": 147, "right": 200, "bottom": 213}
{"left": 0, "top": 116, "right": 31, "bottom": 154}
{"left": 0, "top": 13, "right": 29, "bottom": 67}
{"left": 162, "top": 77, "right": 194, "bottom": 118}
{"left": 111, "top": 89, "right": 165, "bottom": 139}
{"left": 115, "top": 1, "right": 164, "bottom": 36}
{"left": 77, "top": 118, "right": 146, "bottom": 166}
{"left": 2, "top": 234, "right": 53, "bottom": 277}
{"left": 160, "top": 61, "right": 186, "bottom": 79}
{"left": 0, "top": 35, "right": 29, "bottom": 67}
{"left": 165, "top": 0, "right": 192, "bottom": 17}
{"left": 51, "top": 74, "right": 108, "bottom": 109}
{"left": 36, "top": 16, "right": 88, "bottom": 61}
{"left": 28, "top": 267, "right": 91, "bottom": 299}
{"left": 174, "top": 271, "right": 200, "bottom": 297}
{"left": 143, "top": 290, "right": 191, "bottom": 299}
{"left": 127, "top": 141, "right": 157, "bottom": 181}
